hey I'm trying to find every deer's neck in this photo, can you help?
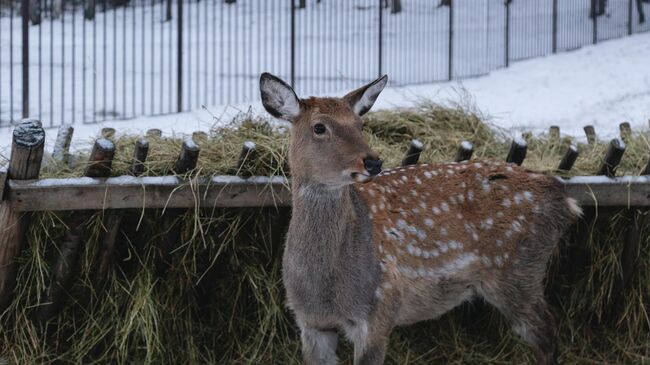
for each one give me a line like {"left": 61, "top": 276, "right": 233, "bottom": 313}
{"left": 288, "top": 180, "right": 356, "bottom": 256}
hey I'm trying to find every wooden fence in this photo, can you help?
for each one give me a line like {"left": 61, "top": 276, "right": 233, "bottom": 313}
{"left": 0, "top": 118, "right": 647, "bottom": 322}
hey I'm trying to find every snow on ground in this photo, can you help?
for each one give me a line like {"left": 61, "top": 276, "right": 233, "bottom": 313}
{"left": 0, "top": 30, "right": 649, "bottom": 157}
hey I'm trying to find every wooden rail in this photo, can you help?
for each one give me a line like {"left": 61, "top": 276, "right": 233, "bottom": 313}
{"left": 1, "top": 174, "right": 649, "bottom": 211}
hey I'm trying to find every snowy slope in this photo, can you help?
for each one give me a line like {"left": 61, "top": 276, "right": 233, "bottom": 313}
{"left": 0, "top": 30, "right": 649, "bottom": 156}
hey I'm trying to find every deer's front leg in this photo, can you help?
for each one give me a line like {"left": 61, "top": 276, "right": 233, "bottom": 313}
{"left": 299, "top": 324, "right": 339, "bottom": 365}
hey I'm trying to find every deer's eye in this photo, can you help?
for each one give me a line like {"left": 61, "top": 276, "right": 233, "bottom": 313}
{"left": 313, "top": 123, "right": 327, "bottom": 135}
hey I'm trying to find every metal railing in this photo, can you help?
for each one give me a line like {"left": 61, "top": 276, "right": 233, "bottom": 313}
{"left": 1, "top": 0, "right": 649, "bottom": 127}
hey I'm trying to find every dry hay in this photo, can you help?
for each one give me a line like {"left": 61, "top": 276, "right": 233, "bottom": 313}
{"left": 0, "top": 103, "right": 648, "bottom": 364}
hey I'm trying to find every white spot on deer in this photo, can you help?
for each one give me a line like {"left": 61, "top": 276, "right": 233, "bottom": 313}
{"left": 494, "top": 256, "right": 503, "bottom": 267}
{"left": 430, "top": 253, "right": 478, "bottom": 277}
{"left": 416, "top": 230, "right": 427, "bottom": 240}
{"left": 512, "top": 221, "right": 523, "bottom": 233}
{"left": 441, "top": 202, "right": 450, "bottom": 212}
{"left": 387, "top": 254, "right": 397, "bottom": 262}
{"left": 482, "top": 179, "right": 491, "bottom": 193}
{"left": 440, "top": 227, "right": 448, "bottom": 236}
{"left": 432, "top": 207, "right": 441, "bottom": 215}
{"left": 411, "top": 190, "right": 418, "bottom": 197}
{"left": 473, "top": 163, "right": 483, "bottom": 168}
{"left": 368, "top": 213, "right": 374, "bottom": 220}
{"left": 467, "top": 190, "right": 475, "bottom": 202}
{"left": 457, "top": 194, "right": 465, "bottom": 203}
{"left": 514, "top": 193, "right": 524, "bottom": 205}
{"left": 460, "top": 182, "right": 467, "bottom": 188}
{"left": 379, "top": 202, "right": 386, "bottom": 210}
{"left": 506, "top": 166, "right": 514, "bottom": 172}
{"left": 449, "top": 196, "right": 458, "bottom": 205}
{"left": 480, "top": 218, "right": 494, "bottom": 230}
{"left": 401, "top": 176, "right": 408, "bottom": 182}
{"left": 497, "top": 211, "right": 504, "bottom": 218}
{"left": 424, "top": 218, "right": 434, "bottom": 228}
{"left": 502, "top": 198, "right": 512, "bottom": 207}
{"left": 517, "top": 214, "right": 526, "bottom": 221}
{"left": 414, "top": 177, "right": 422, "bottom": 185}
{"left": 481, "top": 255, "right": 492, "bottom": 267}
{"left": 375, "top": 287, "right": 383, "bottom": 299}
{"left": 496, "top": 239, "right": 503, "bottom": 246}
{"left": 371, "top": 205, "right": 377, "bottom": 214}
{"left": 368, "top": 189, "right": 375, "bottom": 197}
{"left": 419, "top": 202, "right": 427, "bottom": 210}
{"left": 523, "top": 191, "right": 534, "bottom": 201}
{"left": 424, "top": 171, "right": 432, "bottom": 179}
{"left": 472, "top": 232, "right": 479, "bottom": 241}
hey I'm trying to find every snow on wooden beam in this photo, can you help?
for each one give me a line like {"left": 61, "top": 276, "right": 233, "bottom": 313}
{"left": 4, "top": 174, "right": 650, "bottom": 210}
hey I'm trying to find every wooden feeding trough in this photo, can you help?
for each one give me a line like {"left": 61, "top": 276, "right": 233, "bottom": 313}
{"left": 0, "top": 119, "right": 648, "bottom": 322}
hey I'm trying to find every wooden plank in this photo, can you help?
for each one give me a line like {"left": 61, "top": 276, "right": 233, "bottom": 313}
{"left": 4, "top": 174, "right": 650, "bottom": 210}
{"left": 559, "top": 175, "right": 650, "bottom": 207}
{"left": 6, "top": 175, "right": 290, "bottom": 211}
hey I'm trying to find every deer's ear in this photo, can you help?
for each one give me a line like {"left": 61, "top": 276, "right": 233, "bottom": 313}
{"left": 343, "top": 75, "right": 388, "bottom": 116}
{"left": 259, "top": 73, "right": 302, "bottom": 122}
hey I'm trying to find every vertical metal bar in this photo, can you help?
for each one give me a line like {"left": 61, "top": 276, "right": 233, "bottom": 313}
{"left": 592, "top": 0, "right": 598, "bottom": 44}
{"left": 61, "top": 0, "right": 65, "bottom": 124}
{"left": 448, "top": 0, "right": 453, "bottom": 81}
{"left": 505, "top": 0, "right": 510, "bottom": 67}
{"left": 38, "top": 0, "right": 42, "bottom": 122}
{"left": 22, "top": 0, "right": 30, "bottom": 119}
{"left": 552, "top": 0, "right": 558, "bottom": 53}
{"left": 82, "top": 0, "right": 86, "bottom": 123}
{"left": 628, "top": 0, "right": 633, "bottom": 35}
{"left": 177, "top": 0, "right": 183, "bottom": 112}
{"left": 378, "top": 0, "right": 382, "bottom": 78}
{"left": 290, "top": 0, "right": 296, "bottom": 88}
{"left": 72, "top": 0, "right": 76, "bottom": 124}
{"left": 10, "top": 2, "right": 14, "bottom": 123}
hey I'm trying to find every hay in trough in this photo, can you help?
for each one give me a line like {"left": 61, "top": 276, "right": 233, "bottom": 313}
{"left": 1, "top": 103, "right": 648, "bottom": 364}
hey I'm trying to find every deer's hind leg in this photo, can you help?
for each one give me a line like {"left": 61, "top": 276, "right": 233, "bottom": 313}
{"left": 299, "top": 324, "right": 339, "bottom": 365}
{"left": 479, "top": 235, "right": 559, "bottom": 365}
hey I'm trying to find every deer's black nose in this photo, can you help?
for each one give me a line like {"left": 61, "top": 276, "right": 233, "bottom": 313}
{"left": 363, "top": 157, "right": 383, "bottom": 176}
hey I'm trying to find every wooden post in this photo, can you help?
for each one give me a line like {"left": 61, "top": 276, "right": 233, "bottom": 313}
{"left": 85, "top": 138, "right": 115, "bottom": 177}
{"left": 40, "top": 136, "right": 117, "bottom": 321}
{"left": 173, "top": 138, "right": 200, "bottom": 174}
{"left": 0, "top": 119, "right": 45, "bottom": 313}
{"left": 557, "top": 144, "right": 579, "bottom": 172}
{"left": 401, "top": 139, "right": 424, "bottom": 166}
{"left": 584, "top": 125, "right": 597, "bottom": 144}
{"left": 101, "top": 127, "right": 116, "bottom": 139}
{"left": 549, "top": 125, "right": 560, "bottom": 139}
{"left": 37, "top": 229, "right": 83, "bottom": 322}
{"left": 156, "top": 139, "right": 201, "bottom": 278}
{"left": 130, "top": 138, "right": 149, "bottom": 176}
{"left": 235, "top": 141, "right": 257, "bottom": 177}
{"left": 596, "top": 139, "right": 626, "bottom": 178}
{"left": 51, "top": 125, "right": 74, "bottom": 164}
{"left": 619, "top": 122, "right": 631, "bottom": 140}
{"left": 454, "top": 141, "right": 474, "bottom": 162}
{"left": 506, "top": 136, "right": 527, "bottom": 166}
{"left": 146, "top": 128, "right": 162, "bottom": 138}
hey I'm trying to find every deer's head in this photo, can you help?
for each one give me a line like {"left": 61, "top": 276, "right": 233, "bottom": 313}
{"left": 260, "top": 73, "right": 387, "bottom": 187}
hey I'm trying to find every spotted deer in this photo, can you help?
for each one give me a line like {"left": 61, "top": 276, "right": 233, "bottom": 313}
{"left": 259, "top": 73, "right": 582, "bottom": 365}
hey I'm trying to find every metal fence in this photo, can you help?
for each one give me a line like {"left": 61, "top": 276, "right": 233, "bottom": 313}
{"left": 1, "top": 0, "right": 649, "bottom": 127}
